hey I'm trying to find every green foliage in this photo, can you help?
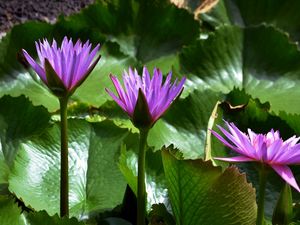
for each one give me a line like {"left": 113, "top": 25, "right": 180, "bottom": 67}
{"left": 8, "top": 119, "right": 129, "bottom": 217}
{"left": 26, "top": 211, "right": 84, "bottom": 225}
{"left": 180, "top": 25, "right": 300, "bottom": 114}
{"left": 148, "top": 204, "right": 176, "bottom": 225}
{"left": 118, "top": 139, "right": 168, "bottom": 211}
{"left": 1, "top": 0, "right": 300, "bottom": 223}
{"left": 0, "top": 196, "right": 26, "bottom": 225}
{"left": 162, "top": 147, "right": 257, "bottom": 225}
{"left": 272, "top": 184, "right": 293, "bottom": 225}
{"left": 201, "top": 0, "right": 300, "bottom": 41}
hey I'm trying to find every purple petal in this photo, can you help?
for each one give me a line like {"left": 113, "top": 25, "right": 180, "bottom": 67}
{"left": 217, "top": 125, "right": 251, "bottom": 156}
{"left": 266, "top": 139, "right": 284, "bottom": 162}
{"left": 106, "top": 67, "right": 186, "bottom": 123}
{"left": 274, "top": 144, "right": 300, "bottom": 164}
{"left": 22, "top": 49, "right": 47, "bottom": 82}
{"left": 105, "top": 88, "right": 127, "bottom": 112}
{"left": 84, "top": 44, "right": 100, "bottom": 72}
{"left": 247, "top": 128, "right": 257, "bottom": 145}
{"left": 110, "top": 75, "right": 133, "bottom": 115}
{"left": 210, "top": 129, "right": 247, "bottom": 155}
{"left": 271, "top": 164, "right": 300, "bottom": 192}
{"left": 224, "top": 122, "right": 257, "bottom": 158}
{"left": 142, "top": 66, "right": 151, "bottom": 90}
{"left": 284, "top": 135, "right": 300, "bottom": 146}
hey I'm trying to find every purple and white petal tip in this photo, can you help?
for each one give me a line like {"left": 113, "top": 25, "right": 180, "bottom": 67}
{"left": 212, "top": 120, "right": 300, "bottom": 192}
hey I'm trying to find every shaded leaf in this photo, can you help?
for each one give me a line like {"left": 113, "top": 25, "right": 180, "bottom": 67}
{"left": 201, "top": 0, "right": 300, "bottom": 41}
{"left": 148, "top": 203, "right": 175, "bottom": 225}
{"left": 26, "top": 210, "right": 84, "bottom": 225}
{"left": 162, "top": 147, "right": 257, "bottom": 225}
{"left": 148, "top": 89, "right": 222, "bottom": 158}
{"left": 272, "top": 184, "right": 293, "bottom": 225}
{"left": 100, "top": 217, "right": 132, "bottom": 225}
{"left": 0, "top": 195, "right": 26, "bottom": 225}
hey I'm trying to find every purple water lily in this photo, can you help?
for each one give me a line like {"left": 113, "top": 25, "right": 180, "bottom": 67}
{"left": 106, "top": 66, "right": 186, "bottom": 127}
{"left": 22, "top": 37, "right": 101, "bottom": 96}
{"left": 212, "top": 120, "right": 300, "bottom": 191}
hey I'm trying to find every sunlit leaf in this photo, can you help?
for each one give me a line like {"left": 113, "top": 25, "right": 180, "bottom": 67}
{"left": 9, "top": 119, "right": 129, "bottom": 218}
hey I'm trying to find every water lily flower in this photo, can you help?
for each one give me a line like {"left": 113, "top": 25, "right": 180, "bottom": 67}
{"left": 106, "top": 66, "right": 186, "bottom": 128}
{"left": 22, "top": 37, "right": 101, "bottom": 217}
{"left": 211, "top": 120, "right": 300, "bottom": 192}
{"left": 22, "top": 37, "right": 101, "bottom": 97}
{"left": 106, "top": 66, "right": 185, "bottom": 225}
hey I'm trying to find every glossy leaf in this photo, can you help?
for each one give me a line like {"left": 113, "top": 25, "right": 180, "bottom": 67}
{"left": 0, "top": 95, "right": 50, "bottom": 187}
{"left": 8, "top": 119, "right": 129, "bottom": 218}
{"left": 180, "top": 25, "right": 300, "bottom": 115}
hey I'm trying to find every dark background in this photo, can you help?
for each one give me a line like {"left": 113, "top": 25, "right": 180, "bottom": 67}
{"left": 0, "top": 0, "right": 95, "bottom": 32}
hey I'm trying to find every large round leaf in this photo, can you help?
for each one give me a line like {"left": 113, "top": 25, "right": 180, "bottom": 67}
{"left": 180, "top": 25, "right": 300, "bottom": 114}
{"left": 8, "top": 119, "right": 129, "bottom": 218}
{"left": 162, "top": 148, "right": 257, "bottom": 225}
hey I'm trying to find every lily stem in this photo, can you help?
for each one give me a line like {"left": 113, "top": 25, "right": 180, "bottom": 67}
{"left": 137, "top": 129, "right": 149, "bottom": 225}
{"left": 257, "top": 165, "right": 267, "bottom": 225}
{"left": 59, "top": 97, "right": 69, "bottom": 218}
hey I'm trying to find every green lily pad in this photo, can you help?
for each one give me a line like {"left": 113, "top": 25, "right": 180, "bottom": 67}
{"left": 180, "top": 25, "right": 300, "bottom": 115}
{"left": 0, "top": 95, "right": 50, "bottom": 166}
{"left": 0, "top": 95, "right": 50, "bottom": 187}
{"left": 162, "top": 147, "right": 257, "bottom": 225}
{"left": 8, "top": 119, "right": 129, "bottom": 218}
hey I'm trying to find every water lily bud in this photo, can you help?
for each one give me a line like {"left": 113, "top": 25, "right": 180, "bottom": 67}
{"left": 272, "top": 184, "right": 293, "bottom": 225}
